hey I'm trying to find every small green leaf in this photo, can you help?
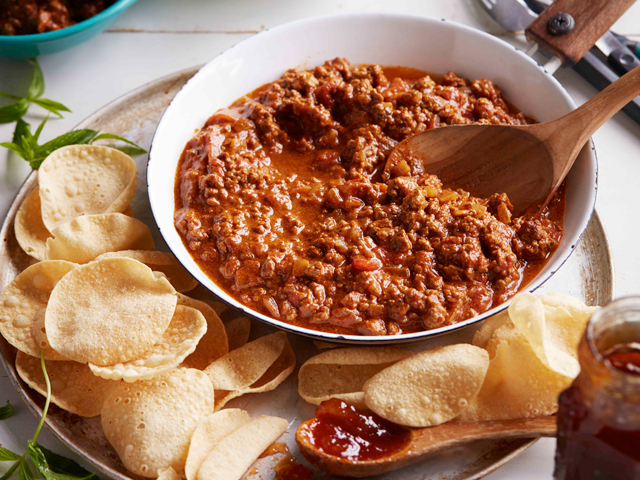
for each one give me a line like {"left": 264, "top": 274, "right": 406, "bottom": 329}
{"left": 111, "top": 145, "right": 147, "bottom": 156}
{"left": 12, "top": 119, "right": 32, "bottom": 144}
{"left": 0, "top": 142, "right": 27, "bottom": 160}
{"left": 31, "top": 129, "right": 99, "bottom": 168}
{"left": 18, "top": 457, "right": 35, "bottom": 480}
{"left": 32, "top": 117, "right": 48, "bottom": 143}
{"left": 0, "top": 401, "right": 13, "bottom": 421}
{"left": 28, "top": 443, "right": 95, "bottom": 480}
{"left": 35, "top": 445, "right": 96, "bottom": 480}
{"left": 91, "top": 133, "right": 147, "bottom": 156}
{"left": 27, "top": 59, "right": 45, "bottom": 100}
{"left": 0, "top": 446, "right": 20, "bottom": 462}
{"left": 0, "top": 99, "right": 28, "bottom": 124}
{"left": 0, "top": 460, "right": 20, "bottom": 480}
{"left": 31, "top": 99, "right": 71, "bottom": 118}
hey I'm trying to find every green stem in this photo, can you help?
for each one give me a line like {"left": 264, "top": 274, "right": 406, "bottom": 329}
{"left": 32, "top": 350, "right": 50, "bottom": 444}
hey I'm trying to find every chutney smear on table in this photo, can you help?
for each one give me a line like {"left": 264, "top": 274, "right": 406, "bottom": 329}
{"left": 175, "top": 58, "right": 565, "bottom": 336}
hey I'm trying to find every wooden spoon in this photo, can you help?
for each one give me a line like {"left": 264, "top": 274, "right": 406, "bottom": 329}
{"left": 297, "top": 415, "right": 556, "bottom": 478}
{"left": 384, "top": 65, "right": 640, "bottom": 216}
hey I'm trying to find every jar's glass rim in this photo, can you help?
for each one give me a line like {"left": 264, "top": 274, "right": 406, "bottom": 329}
{"left": 587, "top": 296, "right": 640, "bottom": 380}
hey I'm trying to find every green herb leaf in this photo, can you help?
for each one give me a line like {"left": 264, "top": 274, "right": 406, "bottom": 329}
{"left": 12, "top": 119, "right": 32, "bottom": 144}
{"left": 18, "top": 457, "right": 35, "bottom": 480}
{"left": 0, "top": 142, "right": 27, "bottom": 160}
{"left": 30, "top": 129, "right": 99, "bottom": 169}
{"left": 35, "top": 445, "right": 96, "bottom": 480}
{"left": 27, "top": 59, "right": 45, "bottom": 100}
{"left": 0, "top": 460, "right": 20, "bottom": 480}
{"left": 0, "top": 447, "right": 20, "bottom": 462}
{"left": 0, "top": 100, "right": 29, "bottom": 124}
{"left": 28, "top": 443, "right": 94, "bottom": 480}
{"left": 0, "top": 401, "right": 13, "bottom": 421}
{"left": 91, "top": 133, "right": 147, "bottom": 155}
{"left": 31, "top": 99, "right": 71, "bottom": 118}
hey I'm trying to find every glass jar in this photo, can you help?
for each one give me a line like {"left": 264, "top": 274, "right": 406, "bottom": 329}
{"left": 555, "top": 297, "right": 640, "bottom": 480}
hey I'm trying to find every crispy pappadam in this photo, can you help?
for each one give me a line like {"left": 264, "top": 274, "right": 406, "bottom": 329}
{"left": 38, "top": 145, "right": 137, "bottom": 231}
{"left": 97, "top": 250, "right": 197, "bottom": 293}
{"left": 89, "top": 305, "right": 207, "bottom": 382}
{"left": 157, "top": 467, "right": 181, "bottom": 480}
{"left": 299, "top": 347, "right": 414, "bottom": 408}
{"left": 45, "top": 257, "right": 177, "bottom": 365}
{"left": 0, "top": 260, "right": 75, "bottom": 360}
{"left": 16, "top": 351, "right": 118, "bottom": 417}
{"left": 364, "top": 344, "right": 489, "bottom": 427}
{"left": 204, "top": 332, "right": 286, "bottom": 392}
{"left": 508, "top": 293, "right": 592, "bottom": 378}
{"left": 185, "top": 409, "right": 251, "bottom": 480}
{"left": 214, "top": 336, "right": 296, "bottom": 410}
{"left": 14, "top": 186, "right": 51, "bottom": 261}
{"left": 196, "top": 415, "right": 289, "bottom": 480}
{"left": 177, "top": 294, "right": 228, "bottom": 370}
{"left": 101, "top": 368, "right": 214, "bottom": 478}
{"left": 45, "top": 213, "right": 154, "bottom": 264}
{"left": 224, "top": 317, "right": 251, "bottom": 351}
{"left": 459, "top": 333, "right": 569, "bottom": 422}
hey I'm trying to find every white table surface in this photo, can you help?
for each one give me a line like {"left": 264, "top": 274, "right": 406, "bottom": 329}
{"left": 1, "top": 1, "right": 639, "bottom": 478}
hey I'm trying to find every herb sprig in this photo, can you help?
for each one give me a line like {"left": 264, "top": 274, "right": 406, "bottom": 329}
{"left": 0, "top": 402, "right": 12, "bottom": 421}
{"left": 1, "top": 59, "right": 146, "bottom": 169}
{"left": 0, "top": 60, "right": 70, "bottom": 123}
{"left": 0, "top": 352, "right": 98, "bottom": 480}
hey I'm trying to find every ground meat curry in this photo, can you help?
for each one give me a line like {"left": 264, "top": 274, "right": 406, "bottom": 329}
{"left": 1, "top": 0, "right": 114, "bottom": 35}
{"left": 175, "top": 58, "right": 564, "bottom": 336}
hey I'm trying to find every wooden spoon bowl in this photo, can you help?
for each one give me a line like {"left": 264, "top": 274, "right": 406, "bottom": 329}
{"left": 385, "top": 66, "right": 640, "bottom": 216}
{"left": 297, "top": 416, "right": 556, "bottom": 478}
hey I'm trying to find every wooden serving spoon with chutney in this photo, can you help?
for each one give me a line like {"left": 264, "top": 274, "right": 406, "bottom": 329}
{"left": 297, "top": 415, "right": 556, "bottom": 477}
{"left": 384, "top": 65, "right": 640, "bottom": 216}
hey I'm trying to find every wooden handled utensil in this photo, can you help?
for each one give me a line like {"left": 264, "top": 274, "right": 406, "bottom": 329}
{"left": 297, "top": 415, "right": 556, "bottom": 478}
{"left": 384, "top": 65, "right": 640, "bottom": 216}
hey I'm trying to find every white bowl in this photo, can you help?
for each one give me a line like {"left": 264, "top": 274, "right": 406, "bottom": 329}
{"left": 148, "top": 13, "right": 597, "bottom": 344}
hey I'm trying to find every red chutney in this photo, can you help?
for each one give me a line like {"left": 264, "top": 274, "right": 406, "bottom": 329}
{"left": 298, "top": 399, "right": 411, "bottom": 462}
{"left": 555, "top": 298, "right": 640, "bottom": 480}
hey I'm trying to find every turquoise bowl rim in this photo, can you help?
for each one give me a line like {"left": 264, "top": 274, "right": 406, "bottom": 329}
{"left": 0, "top": 0, "right": 138, "bottom": 44}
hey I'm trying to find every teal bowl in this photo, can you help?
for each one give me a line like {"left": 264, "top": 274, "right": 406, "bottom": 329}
{"left": 0, "top": 0, "right": 139, "bottom": 58}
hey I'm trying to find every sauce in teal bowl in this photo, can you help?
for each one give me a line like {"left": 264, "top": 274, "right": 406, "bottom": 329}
{"left": 0, "top": 0, "right": 138, "bottom": 58}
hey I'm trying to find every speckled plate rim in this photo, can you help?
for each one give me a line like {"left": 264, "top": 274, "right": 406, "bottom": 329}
{"left": 147, "top": 12, "right": 599, "bottom": 345}
{"left": 0, "top": 67, "right": 615, "bottom": 480}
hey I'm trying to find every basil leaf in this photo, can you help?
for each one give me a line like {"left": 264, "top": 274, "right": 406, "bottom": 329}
{"left": 28, "top": 444, "right": 83, "bottom": 480}
{"left": 0, "top": 142, "right": 27, "bottom": 160}
{"left": 27, "top": 59, "right": 45, "bottom": 100}
{"left": 32, "top": 117, "right": 48, "bottom": 143}
{"left": 12, "top": 119, "right": 32, "bottom": 144}
{"left": 32, "top": 129, "right": 99, "bottom": 168}
{"left": 34, "top": 445, "right": 96, "bottom": 480}
{"left": 0, "top": 100, "right": 28, "bottom": 124}
{"left": 0, "top": 446, "right": 20, "bottom": 461}
{"left": 0, "top": 401, "right": 13, "bottom": 421}
{"left": 111, "top": 145, "right": 148, "bottom": 156}
{"left": 18, "top": 457, "right": 35, "bottom": 480}
{"left": 32, "top": 99, "right": 71, "bottom": 118}
{"left": 90, "top": 133, "right": 147, "bottom": 155}
{"left": 0, "top": 460, "right": 20, "bottom": 480}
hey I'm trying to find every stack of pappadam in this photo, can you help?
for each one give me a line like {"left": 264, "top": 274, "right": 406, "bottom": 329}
{"left": 1, "top": 145, "right": 296, "bottom": 480}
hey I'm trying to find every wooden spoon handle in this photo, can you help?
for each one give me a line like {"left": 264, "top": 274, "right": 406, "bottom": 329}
{"left": 525, "top": 0, "right": 635, "bottom": 65}
{"left": 546, "top": 65, "right": 640, "bottom": 185}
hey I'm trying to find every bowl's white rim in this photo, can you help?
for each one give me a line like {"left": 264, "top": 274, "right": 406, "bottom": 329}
{"left": 148, "top": 11, "right": 597, "bottom": 344}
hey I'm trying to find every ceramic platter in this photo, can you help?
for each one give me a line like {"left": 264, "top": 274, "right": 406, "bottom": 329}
{"left": 0, "top": 68, "right": 614, "bottom": 480}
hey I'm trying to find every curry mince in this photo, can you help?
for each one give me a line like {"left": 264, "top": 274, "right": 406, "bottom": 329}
{"left": 175, "top": 58, "right": 565, "bottom": 336}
